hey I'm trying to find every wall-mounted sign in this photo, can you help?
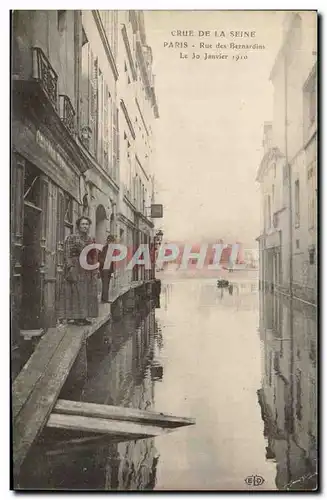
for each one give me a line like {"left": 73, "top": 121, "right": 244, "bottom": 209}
{"left": 36, "top": 130, "right": 70, "bottom": 173}
{"left": 151, "top": 204, "right": 163, "bottom": 218}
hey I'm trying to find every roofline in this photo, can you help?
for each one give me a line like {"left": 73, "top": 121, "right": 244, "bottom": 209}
{"left": 269, "top": 12, "right": 302, "bottom": 81}
{"left": 256, "top": 147, "right": 285, "bottom": 183}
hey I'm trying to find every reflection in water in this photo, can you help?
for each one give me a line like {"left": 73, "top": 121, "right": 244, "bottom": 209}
{"left": 19, "top": 302, "right": 162, "bottom": 491}
{"left": 19, "top": 277, "right": 317, "bottom": 490}
{"left": 257, "top": 290, "right": 317, "bottom": 490}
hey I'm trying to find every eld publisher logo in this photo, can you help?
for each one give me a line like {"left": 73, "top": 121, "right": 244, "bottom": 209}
{"left": 245, "top": 475, "right": 265, "bottom": 487}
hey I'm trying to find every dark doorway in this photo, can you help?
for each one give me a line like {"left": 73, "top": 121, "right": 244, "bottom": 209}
{"left": 20, "top": 203, "right": 42, "bottom": 329}
{"left": 20, "top": 163, "right": 42, "bottom": 330}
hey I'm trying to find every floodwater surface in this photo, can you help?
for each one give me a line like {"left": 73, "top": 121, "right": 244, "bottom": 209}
{"left": 19, "top": 275, "right": 317, "bottom": 491}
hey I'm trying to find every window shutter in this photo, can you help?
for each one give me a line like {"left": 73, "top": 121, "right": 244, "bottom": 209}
{"left": 89, "top": 50, "right": 98, "bottom": 156}
{"left": 45, "top": 182, "right": 58, "bottom": 327}
{"left": 108, "top": 92, "right": 112, "bottom": 173}
{"left": 112, "top": 103, "right": 118, "bottom": 181}
{"left": 103, "top": 82, "right": 109, "bottom": 171}
{"left": 116, "top": 107, "right": 119, "bottom": 180}
{"left": 113, "top": 11, "right": 118, "bottom": 59}
{"left": 56, "top": 189, "right": 65, "bottom": 309}
{"left": 11, "top": 154, "right": 25, "bottom": 347}
{"left": 72, "top": 199, "right": 80, "bottom": 226}
{"left": 98, "top": 71, "right": 104, "bottom": 164}
{"left": 39, "top": 176, "right": 49, "bottom": 325}
{"left": 47, "top": 182, "right": 57, "bottom": 282}
{"left": 80, "top": 41, "right": 90, "bottom": 135}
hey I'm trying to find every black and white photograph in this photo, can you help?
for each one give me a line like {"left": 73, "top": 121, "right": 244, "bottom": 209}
{"left": 10, "top": 9, "right": 318, "bottom": 491}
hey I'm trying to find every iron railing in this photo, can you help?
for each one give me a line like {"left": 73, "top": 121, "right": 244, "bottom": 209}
{"left": 32, "top": 47, "right": 58, "bottom": 109}
{"left": 59, "top": 94, "right": 76, "bottom": 135}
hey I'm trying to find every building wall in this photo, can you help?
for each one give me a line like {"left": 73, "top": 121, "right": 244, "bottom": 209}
{"left": 79, "top": 11, "right": 120, "bottom": 245}
{"left": 13, "top": 10, "right": 76, "bottom": 105}
{"left": 11, "top": 10, "right": 84, "bottom": 345}
{"left": 257, "top": 12, "right": 317, "bottom": 486}
{"left": 259, "top": 12, "right": 317, "bottom": 305}
{"left": 116, "top": 10, "right": 159, "bottom": 288}
{"left": 11, "top": 10, "right": 160, "bottom": 356}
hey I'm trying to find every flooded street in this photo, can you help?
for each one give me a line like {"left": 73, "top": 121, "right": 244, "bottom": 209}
{"left": 152, "top": 277, "right": 276, "bottom": 490}
{"left": 20, "top": 274, "right": 316, "bottom": 491}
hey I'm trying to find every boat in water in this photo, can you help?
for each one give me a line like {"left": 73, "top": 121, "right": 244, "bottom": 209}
{"left": 217, "top": 279, "right": 230, "bottom": 288}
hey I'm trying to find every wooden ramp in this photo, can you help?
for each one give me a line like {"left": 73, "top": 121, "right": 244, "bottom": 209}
{"left": 46, "top": 399, "right": 195, "bottom": 440}
{"left": 53, "top": 399, "right": 195, "bottom": 429}
{"left": 39, "top": 399, "right": 195, "bottom": 459}
{"left": 12, "top": 305, "right": 112, "bottom": 484}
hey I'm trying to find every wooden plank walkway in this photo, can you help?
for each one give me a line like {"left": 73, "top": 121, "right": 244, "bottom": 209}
{"left": 12, "top": 280, "right": 157, "bottom": 484}
{"left": 12, "top": 302, "right": 112, "bottom": 481}
{"left": 47, "top": 414, "right": 172, "bottom": 439}
{"left": 53, "top": 399, "right": 195, "bottom": 428}
{"left": 43, "top": 400, "right": 195, "bottom": 456}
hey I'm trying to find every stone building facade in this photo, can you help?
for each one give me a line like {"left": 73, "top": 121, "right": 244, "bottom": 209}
{"left": 256, "top": 12, "right": 317, "bottom": 489}
{"left": 257, "top": 12, "right": 317, "bottom": 304}
{"left": 11, "top": 10, "right": 159, "bottom": 361}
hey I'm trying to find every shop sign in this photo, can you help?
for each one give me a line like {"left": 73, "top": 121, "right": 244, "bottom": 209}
{"left": 36, "top": 130, "right": 71, "bottom": 173}
{"left": 151, "top": 204, "right": 163, "bottom": 218}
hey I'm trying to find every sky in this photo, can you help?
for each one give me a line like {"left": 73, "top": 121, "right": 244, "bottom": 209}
{"left": 144, "top": 11, "right": 285, "bottom": 246}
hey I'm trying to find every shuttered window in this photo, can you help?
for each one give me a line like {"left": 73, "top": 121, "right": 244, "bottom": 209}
{"left": 89, "top": 50, "right": 98, "bottom": 157}
{"left": 97, "top": 69, "right": 104, "bottom": 164}
{"left": 64, "top": 193, "right": 73, "bottom": 238}
{"left": 112, "top": 105, "right": 119, "bottom": 182}
{"left": 80, "top": 32, "right": 90, "bottom": 146}
{"left": 103, "top": 82, "right": 109, "bottom": 171}
{"left": 308, "top": 163, "right": 316, "bottom": 230}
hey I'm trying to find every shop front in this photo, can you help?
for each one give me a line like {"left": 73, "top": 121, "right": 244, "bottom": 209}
{"left": 11, "top": 75, "right": 91, "bottom": 348}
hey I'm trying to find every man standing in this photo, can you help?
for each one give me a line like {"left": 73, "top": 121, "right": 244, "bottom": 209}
{"left": 98, "top": 235, "right": 115, "bottom": 303}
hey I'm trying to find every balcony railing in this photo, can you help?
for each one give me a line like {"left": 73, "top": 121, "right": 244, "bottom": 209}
{"left": 32, "top": 47, "right": 58, "bottom": 109}
{"left": 59, "top": 94, "right": 76, "bottom": 135}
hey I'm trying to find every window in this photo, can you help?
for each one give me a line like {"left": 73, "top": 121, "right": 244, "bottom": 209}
{"left": 296, "top": 239, "right": 300, "bottom": 250}
{"left": 308, "top": 164, "right": 316, "bottom": 229}
{"left": 268, "top": 351, "right": 272, "bottom": 386}
{"left": 90, "top": 55, "right": 98, "bottom": 156}
{"left": 266, "top": 195, "right": 271, "bottom": 230}
{"left": 307, "top": 73, "right": 317, "bottom": 125}
{"left": 283, "top": 162, "right": 289, "bottom": 182}
{"left": 272, "top": 185, "right": 275, "bottom": 208}
{"left": 97, "top": 69, "right": 104, "bottom": 164}
{"left": 80, "top": 41, "right": 99, "bottom": 157}
{"left": 295, "top": 179, "right": 300, "bottom": 227}
{"left": 273, "top": 351, "right": 280, "bottom": 373}
{"left": 112, "top": 106, "right": 119, "bottom": 181}
{"left": 273, "top": 163, "right": 276, "bottom": 178}
{"left": 103, "top": 84, "right": 111, "bottom": 173}
{"left": 99, "top": 10, "right": 118, "bottom": 60}
{"left": 309, "top": 246, "right": 316, "bottom": 265}
{"left": 142, "top": 184, "right": 145, "bottom": 214}
{"left": 82, "top": 27, "right": 88, "bottom": 47}
{"left": 303, "top": 66, "right": 317, "bottom": 141}
{"left": 24, "top": 163, "right": 41, "bottom": 207}
{"left": 57, "top": 10, "right": 66, "bottom": 32}
{"left": 296, "top": 370, "right": 303, "bottom": 421}
{"left": 64, "top": 194, "right": 73, "bottom": 238}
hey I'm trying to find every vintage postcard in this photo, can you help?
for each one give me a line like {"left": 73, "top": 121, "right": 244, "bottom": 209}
{"left": 11, "top": 10, "right": 317, "bottom": 491}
